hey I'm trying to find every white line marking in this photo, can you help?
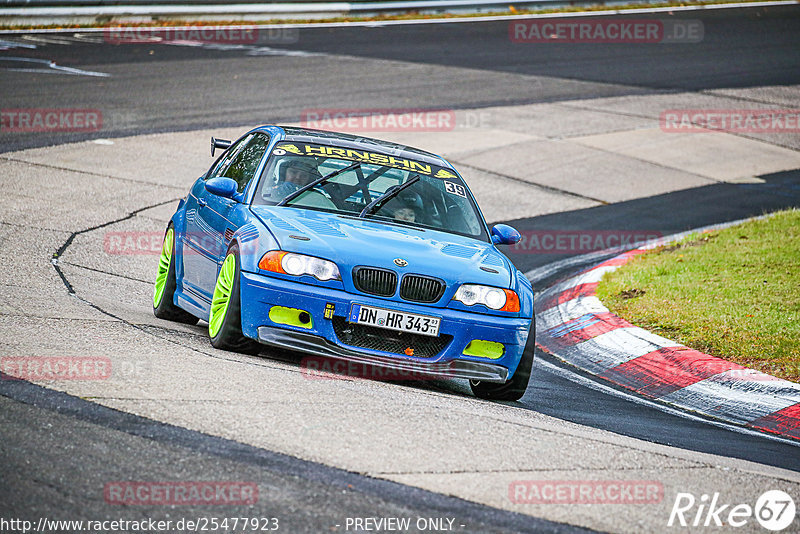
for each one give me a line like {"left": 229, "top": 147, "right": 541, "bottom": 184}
{"left": 661, "top": 372, "right": 800, "bottom": 423}
{"left": 47, "top": 63, "right": 110, "bottom": 77}
{"left": 537, "top": 295, "right": 608, "bottom": 325}
{"left": 154, "top": 40, "right": 321, "bottom": 57}
{"left": 548, "top": 327, "right": 682, "bottom": 374}
{"left": 536, "top": 356, "right": 800, "bottom": 448}
{"left": 20, "top": 34, "right": 75, "bottom": 45}
{"left": 541, "top": 265, "right": 618, "bottom": 297}
{"left": 69, "top": 33, "right": 106, "bottom": 44}
{"left": 526, "top": 247, "right": 634, "bottom": 285}
{"left": 0, "top": 56, "right": 109, "bottom": 77}
{"left": 0, "top": 38, "right": 36, "bottom": 50}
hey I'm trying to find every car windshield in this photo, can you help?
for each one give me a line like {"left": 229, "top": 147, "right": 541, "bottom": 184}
{"left": 253, "top": 142, "right": 488, "bottom": 240}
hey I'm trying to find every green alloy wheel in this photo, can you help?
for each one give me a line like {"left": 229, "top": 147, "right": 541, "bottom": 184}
{"left": 153, "top": 225, "right": 199, "bottom": 325}
{"left": 470, "top": 321, "right": 535, "bottom": 401}
{"left": 209, "top": 253, "right": 235, "bottom": 338}
{"left": 209, "top": 244, "right": 260, "bottom": 355}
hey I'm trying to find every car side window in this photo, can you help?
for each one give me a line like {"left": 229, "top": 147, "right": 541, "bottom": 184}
{"left": 221, "top": 133, "right": 270, "bottom": 192}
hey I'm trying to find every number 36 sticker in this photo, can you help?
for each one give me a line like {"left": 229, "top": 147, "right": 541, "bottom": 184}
{"left": 444, "top": 181, "right": 467, "bottom": 198}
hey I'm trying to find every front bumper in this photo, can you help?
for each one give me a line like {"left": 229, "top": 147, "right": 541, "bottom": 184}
{"left": 239, "top": 270, "right": 531, "bottom": 383}
{"left": 257, "top": 325, "right": 509, "bottom": 382}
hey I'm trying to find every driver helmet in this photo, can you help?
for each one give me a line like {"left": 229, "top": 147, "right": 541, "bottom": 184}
{"left": 280, "top": 157, "right": 321, "bottom": 184}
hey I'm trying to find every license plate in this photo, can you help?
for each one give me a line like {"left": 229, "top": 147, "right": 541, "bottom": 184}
{"left": 348, "top": 304, "right": 441, "bottom": 337}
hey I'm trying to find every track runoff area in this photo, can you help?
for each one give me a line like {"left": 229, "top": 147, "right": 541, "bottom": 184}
{"left": 1, "top": 3, "right": 800, "bottom": 534}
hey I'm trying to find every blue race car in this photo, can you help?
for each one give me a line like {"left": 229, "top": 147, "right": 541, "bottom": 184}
{"left": 153, "top": 126, "right": 535, "bottom": 400}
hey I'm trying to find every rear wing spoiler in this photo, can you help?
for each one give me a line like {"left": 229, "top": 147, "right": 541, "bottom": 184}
{"left": 211, "top": 137, "right": 231, "bottom": 157}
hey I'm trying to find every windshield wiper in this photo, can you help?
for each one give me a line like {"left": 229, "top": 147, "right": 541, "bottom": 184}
{"left": 359, "top": 174, "right": 420, "bottom": 218}
{"left": 278, "top": 162, "right": 361, "bottom": 206}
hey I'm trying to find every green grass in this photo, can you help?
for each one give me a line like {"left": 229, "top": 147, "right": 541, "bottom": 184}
{"left": 0, "top": 0, "right": 779, "bottom": 31}
{"left": 596, "top": 209, "right": 800, "bottom": 383}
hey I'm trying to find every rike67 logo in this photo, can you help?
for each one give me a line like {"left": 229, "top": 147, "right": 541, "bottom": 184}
{"left": 669, "top": 490, "right": 796, "bottom": 531}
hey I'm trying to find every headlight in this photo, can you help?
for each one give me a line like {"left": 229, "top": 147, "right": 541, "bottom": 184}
{"left": 453, "top": 284, "right": 520, "bottom": 312}
{"left": 259, "top": 251, "right": 341, "bottom": 281}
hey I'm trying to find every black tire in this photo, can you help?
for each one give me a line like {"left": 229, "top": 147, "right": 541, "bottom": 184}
{"left": 153, "top": 223, "right": 200, "bottom": 325}
{"left": 470, "top": 319, "right": 535, "bottom": 401}
{"left": 209, "top": 243, "right": 260, "bottom": 355}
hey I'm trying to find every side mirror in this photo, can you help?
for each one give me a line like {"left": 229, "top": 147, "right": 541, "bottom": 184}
{"left": 205, "top": 177, "right": 238, "bottom": 199}
{"left": 491, "top": 224, "right": 521, "bottom": 245}
{"left": 211, "top": 137, "right": 231, "bottom": 157}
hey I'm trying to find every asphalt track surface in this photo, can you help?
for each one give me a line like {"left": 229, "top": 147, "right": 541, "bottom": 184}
{"left": 2, "top": 5, "right": 800, "bottom": 532}
{"left": 2, "top": 6, "right": 799, "bottom": 152}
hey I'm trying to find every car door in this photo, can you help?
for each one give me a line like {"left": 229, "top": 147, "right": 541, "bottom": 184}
{"left": 182, "top": 132, "right": 270, "bottom": 302}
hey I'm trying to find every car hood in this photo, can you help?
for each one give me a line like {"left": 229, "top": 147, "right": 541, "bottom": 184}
{"left": 251, "top": 206, "right": 512, "bottom": 290}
